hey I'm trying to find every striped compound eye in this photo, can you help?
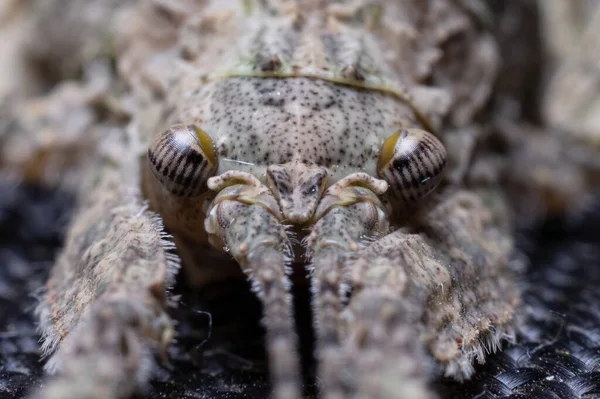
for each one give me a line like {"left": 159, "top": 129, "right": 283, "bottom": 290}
{"left": 377, "top": 128, "right": 447, "bottom": 202}
{"left": 148, "top": 124, "right": 218, "bottom": 197}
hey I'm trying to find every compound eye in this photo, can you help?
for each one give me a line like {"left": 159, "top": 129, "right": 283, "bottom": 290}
{"left": 148, "top": 124, "right": 218, "bottom": 197}
{"left": 377, "top": 128, "right": 447, "bottom": 202}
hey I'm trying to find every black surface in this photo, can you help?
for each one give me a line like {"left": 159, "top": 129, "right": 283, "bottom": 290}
{"left": 0, "top": 184, "right": 73, "bottom": 398}
{"left": 1, "top": 183, "right": 600, "bottom": 399}
{"left": 438, "top": 210, "right": 600, "bottom": 399}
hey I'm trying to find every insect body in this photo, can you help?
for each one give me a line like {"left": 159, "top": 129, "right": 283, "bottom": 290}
{"left": 128, "top": 3, "right": 512, "bottom": 396}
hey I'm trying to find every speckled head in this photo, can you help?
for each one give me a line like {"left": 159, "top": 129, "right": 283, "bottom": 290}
{"left": 266, "top": 162, "right": 329, "bottom": 224}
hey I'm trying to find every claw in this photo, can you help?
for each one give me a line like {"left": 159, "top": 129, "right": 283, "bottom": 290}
{"left": 207, "top": 170, "right": 284, "bottom": 220}
{"left": 313, "top": 173, "right": 388, "bottom": 222}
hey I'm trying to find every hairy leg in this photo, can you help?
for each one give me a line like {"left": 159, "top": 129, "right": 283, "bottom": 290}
{"left": 30, "top": 130, "right": 178, "bottom": 399}
{"left": 304, "top": 173, "right": 388, "bottom": 399}
{"left": 335, "top": 189, "right": 519, "bottom": 398}
{"left": 0, "top": 0, "right": 134, "bottom": 188}
{"left": 0, "top": 59, "right": 126, "bottom": 189}
{"left": 205, "top": 172, "right": 301, "bottom": 399}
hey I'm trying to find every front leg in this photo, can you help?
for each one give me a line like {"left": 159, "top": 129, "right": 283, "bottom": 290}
{"left": 30, "top": 131, "right": 177, "bottom": 399}
{"left": 304, "top": 173, "right": 389, "bottom": 399}
{"left": 339, "top": 190, "right": 519, "bottom": 398}
{"left": 205, "top": 172, "right": 301, "bottom": 399}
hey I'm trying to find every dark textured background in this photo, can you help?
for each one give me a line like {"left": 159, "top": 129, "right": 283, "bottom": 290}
{"left": 1, "top": 183, "right": 600, "bottom": 399}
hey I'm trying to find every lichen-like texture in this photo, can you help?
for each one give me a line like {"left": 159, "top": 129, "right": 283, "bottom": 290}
{"left": 1, "top": 1, "right": 599, "bottom": 399}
